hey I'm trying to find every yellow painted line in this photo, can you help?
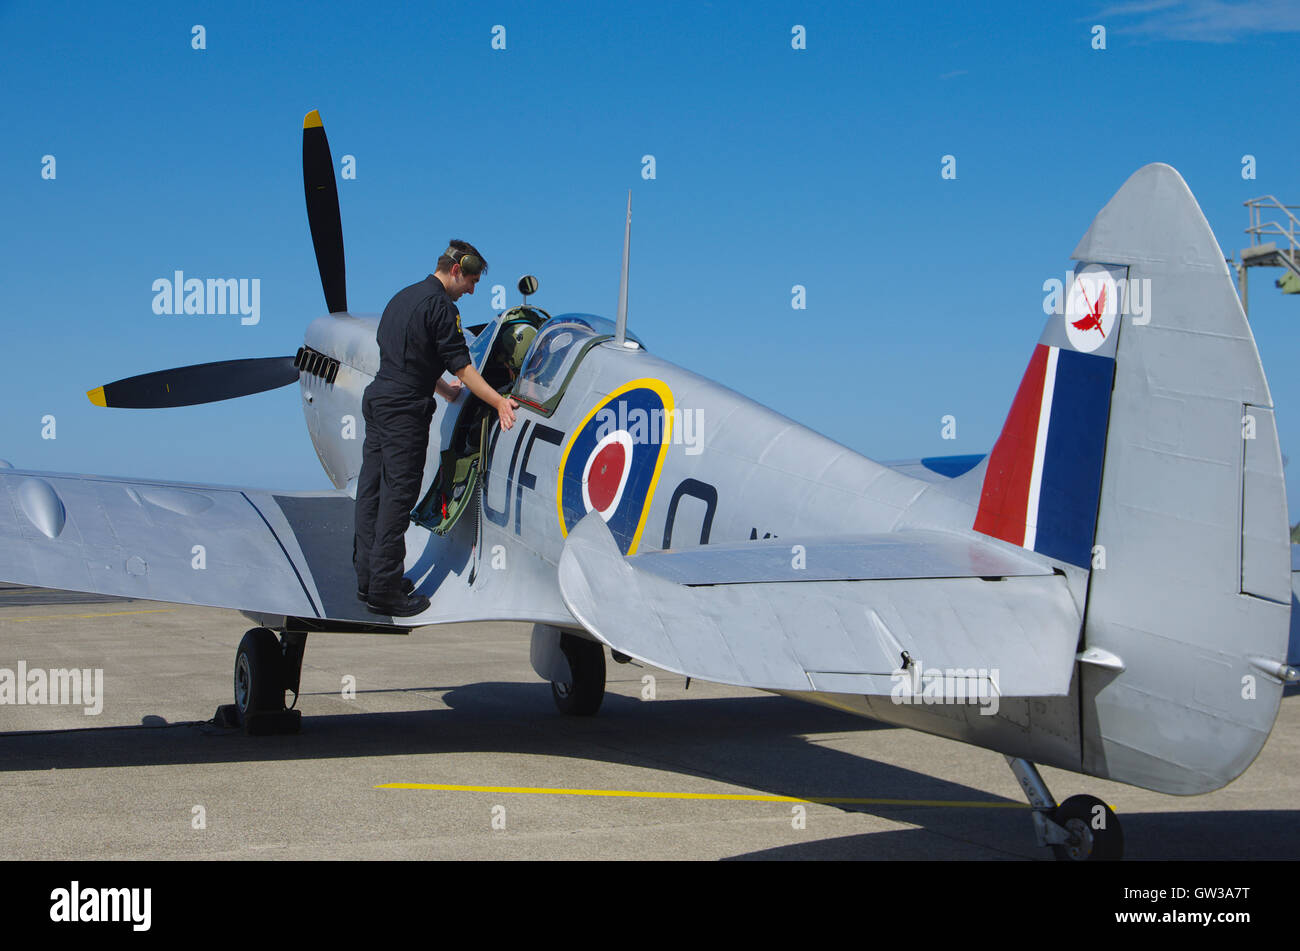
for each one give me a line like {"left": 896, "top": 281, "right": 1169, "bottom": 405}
{"left": 376, "top": 783, "right": 1028, "bottom": 808}
{"left": 0, "top": 608, "right": 178, "bottom": 622}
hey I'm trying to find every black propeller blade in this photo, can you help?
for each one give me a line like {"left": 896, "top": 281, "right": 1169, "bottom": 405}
{"left": 303, "top": 109, "right": 348, "bottom": 314}
{"left": 89, "top": 111, "right": 344, "bottom": 410}
{"left": 87, "top": 357, "right": 299, "bottom": 409}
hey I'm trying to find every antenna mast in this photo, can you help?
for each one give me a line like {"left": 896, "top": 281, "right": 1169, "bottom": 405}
{"left": 614, "top": 190, "right": 631, "bottom": 346}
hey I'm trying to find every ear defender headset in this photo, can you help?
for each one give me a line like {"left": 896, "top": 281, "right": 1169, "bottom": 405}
{"left": 445, "top": 246, "right": 485, "bottom": 276}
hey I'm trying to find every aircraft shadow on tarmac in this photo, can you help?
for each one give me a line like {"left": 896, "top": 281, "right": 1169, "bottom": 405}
{"left": 0, "top": 584, "right": 133, "bottom": 607}
{"left": 727, "top": 808, "right": 1300, "bottom": 860}
{"left": 0, "top": 683, "right": 1295, "bottom": 860}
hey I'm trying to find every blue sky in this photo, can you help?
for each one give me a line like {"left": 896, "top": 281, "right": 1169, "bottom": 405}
{"left": 2, "top": 0, "right": 1299, "bottom": 510}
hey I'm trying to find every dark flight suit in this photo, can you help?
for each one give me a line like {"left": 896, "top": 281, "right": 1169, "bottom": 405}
{"left": 353, "top": 275, "right": 471, "bottom": 603}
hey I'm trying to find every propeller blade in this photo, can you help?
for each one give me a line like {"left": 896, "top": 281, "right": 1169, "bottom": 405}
{"left": 303, "top": 109, "right": 347, "bottom": 314}
{"left": 87, "top": 357, "right": 298, "bottom": 409}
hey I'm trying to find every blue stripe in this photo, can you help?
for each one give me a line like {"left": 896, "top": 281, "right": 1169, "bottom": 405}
{"left": 1033, "top": 348, "right": 1115, "bottom": 568}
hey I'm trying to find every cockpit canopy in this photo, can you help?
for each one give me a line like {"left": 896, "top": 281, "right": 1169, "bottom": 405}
{"left": 514, "top": 314, "right": 644, "bottom": 413}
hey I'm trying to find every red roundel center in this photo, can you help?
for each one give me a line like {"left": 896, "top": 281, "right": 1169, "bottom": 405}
{"left": 587, "top": 442, "right": 627, "bottom": 512}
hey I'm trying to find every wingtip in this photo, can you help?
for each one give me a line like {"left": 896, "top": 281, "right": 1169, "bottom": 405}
{"left": 303, "top": 109, "right": 323, "bottom": 130}
{"left": 86, "top": 386, "right": 107, "bottom": 407}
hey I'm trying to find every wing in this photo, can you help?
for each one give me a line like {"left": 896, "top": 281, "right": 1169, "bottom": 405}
{"left": 557, "top": 513, "right": 1082, "bottom": 696}
{"left": 881, "top": 454, "right": 985, "bottom": 483}
{"left": 0, "top": 467, "right": 366, "bottom": 620}
{"left": 0, "top": 466, "right": 570, "bottom": 628}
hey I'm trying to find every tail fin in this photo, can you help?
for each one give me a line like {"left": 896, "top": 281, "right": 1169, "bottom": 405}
{"left": 977, "top": 164, "right": 1291, "bottom": 794}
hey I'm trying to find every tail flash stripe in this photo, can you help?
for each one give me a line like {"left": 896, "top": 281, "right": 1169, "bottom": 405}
{"left": 974, "top": 341, "right": 1116, "bottom": 569}
{"left": 1032, "top": 347, "right": 1115, "bottom": 567}
{"left": 1023, "top": 345, "right": 1059, "bottom": 551}
{"left": 973, "top": 344, "right": 1050, "bottom": 547}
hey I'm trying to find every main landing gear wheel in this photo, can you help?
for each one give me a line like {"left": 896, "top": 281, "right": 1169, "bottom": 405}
{"left": 232, "top": 628, "right": 304, "bottom": 735}
{"left": 1050, "top": 795, "right": 1123, "bottom": 862}
{"left": 1005, "top": 756, "right": 1124, "bottom": 861}
{"left": 234, "top": 628, "right": 282, "bottom": 719}
{"left": 551, "top": 631, "right": 606, "bottom": 716}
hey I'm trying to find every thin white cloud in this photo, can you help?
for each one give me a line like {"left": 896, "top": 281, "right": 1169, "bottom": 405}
{"left": 1090, "top": 0, "right": 1300, "bottom": 42}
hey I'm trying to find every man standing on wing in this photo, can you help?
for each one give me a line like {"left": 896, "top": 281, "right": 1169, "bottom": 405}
{"left": 354, "top": 240, "right": 518, "bottom": 617}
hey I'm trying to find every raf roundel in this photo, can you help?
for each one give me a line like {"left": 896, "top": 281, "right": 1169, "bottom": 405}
{"left": 557, "top": 378, "right": 675, "bottom": 555}
{"left": 582, "top": 430, "right": 634, "bottom": 517}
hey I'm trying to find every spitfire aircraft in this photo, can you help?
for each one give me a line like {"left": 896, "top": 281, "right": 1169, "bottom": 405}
{"left": 3, "top": 110, "right": 1297, "bottom": 861}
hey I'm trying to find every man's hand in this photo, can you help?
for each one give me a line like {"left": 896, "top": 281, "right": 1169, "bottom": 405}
{"left": 434, "top": 377, "right": 464, "bottom": 402}
{"left": 455, "top": 363, "right": 521, "bottom": 430}
{"left": 497, "top": 395, "right": 519, "bottom": 431}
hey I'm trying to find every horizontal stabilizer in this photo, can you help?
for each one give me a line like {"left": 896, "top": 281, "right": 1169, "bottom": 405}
{"left": 558, "top": 513, "right": 1082, "bottom": 695}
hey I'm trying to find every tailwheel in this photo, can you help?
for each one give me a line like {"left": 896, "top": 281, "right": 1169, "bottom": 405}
{"left": 551, "top": 631, "right": 606, "bottom": 716}
{"left": 1049, "top": 794, "right": 1123, "bottom": 862}
{"left": 1005, "top": 756, "right": 1124, "bottom": 861}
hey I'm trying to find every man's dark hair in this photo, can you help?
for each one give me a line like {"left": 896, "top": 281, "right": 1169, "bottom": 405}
{"left": 437, "top": 239, "right": 488, "bottom": 275}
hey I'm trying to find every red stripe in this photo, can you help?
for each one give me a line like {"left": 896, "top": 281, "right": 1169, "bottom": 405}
{"left": 974, "top": 344, "right": 1048, "bottom": 546}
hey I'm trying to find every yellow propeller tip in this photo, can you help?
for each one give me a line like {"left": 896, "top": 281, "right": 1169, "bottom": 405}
{"left": 86, "top": 387, "right": 107, "bottom": 407}
{"left": 303, "top": 110, "right": 323, "bottom": 129}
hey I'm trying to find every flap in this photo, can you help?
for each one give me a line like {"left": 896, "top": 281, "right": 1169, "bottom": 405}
{"left": 629, "top": 530, "right": 1052, "bottom": 585}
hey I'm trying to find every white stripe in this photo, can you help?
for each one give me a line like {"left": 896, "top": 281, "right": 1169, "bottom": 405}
{"left": 1023, "top": 346, "right": 1058, "bottom": 550}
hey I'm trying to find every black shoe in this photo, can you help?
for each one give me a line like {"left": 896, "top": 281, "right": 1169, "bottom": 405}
{"left": 365, "top": 591, "right": 430, "bottom": 617}
{"left": 357, "top": 577, "right": 415, "bottom": 602}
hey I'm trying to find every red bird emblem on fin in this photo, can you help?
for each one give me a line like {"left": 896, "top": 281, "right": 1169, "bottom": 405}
{"left": 1071, "top": 282, "right": 1107, "bottom": 338}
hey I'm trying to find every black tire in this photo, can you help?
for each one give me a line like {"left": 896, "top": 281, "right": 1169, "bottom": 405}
{"left": 1050, "top": 794, "right": 1123, "bottom": 861}
{"left": 234, "top": 628, "right": 285, "bottom": 725}
{"left": 551, "top": 632, "right": 606, "bottom": 716}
